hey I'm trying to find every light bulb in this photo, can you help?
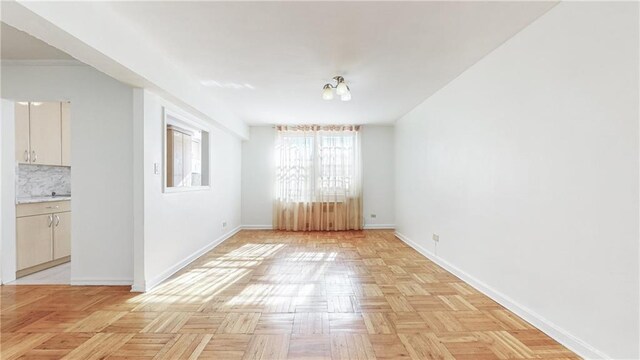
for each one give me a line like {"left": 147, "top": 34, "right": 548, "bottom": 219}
{"left": 336, "top": 81, "right": 348, "bottom": 96}
{"left": 322, "top": 85, "right": 334, "bottom": 100}
{"left": 340, "top": 90, "right": 351, "bottom": 101}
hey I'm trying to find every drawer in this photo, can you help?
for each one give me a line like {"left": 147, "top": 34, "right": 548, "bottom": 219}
{"left": 17, "top": 200, "right": 71, "bottom": 217}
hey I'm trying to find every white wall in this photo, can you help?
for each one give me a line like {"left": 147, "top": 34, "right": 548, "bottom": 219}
{"left": 1, "top": 64, "right": 134, "bottom": 284}
{"left": 361, "top": 125, "right": 395, "bottom": 228}
{"left": 0, "top": 99, "right": 16, "bottom": 284}
{"left": 241, "top": 125, "right": 395, "bottom": 228}
{"left": 0, "top": 101, "right": 3, "bottom": 284}
{"left": 395, "top": 2, "right": 638, "bottom": 359}
{"left": 138, "top": 90, "right": 242, "bottom": 290}
{"left": 241, "top": 126, "right": 275, "bottom": 228}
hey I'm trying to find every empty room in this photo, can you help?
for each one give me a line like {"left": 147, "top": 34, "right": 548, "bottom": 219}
{"left": 0, "top": 1, "right": 638, "bottom": 359}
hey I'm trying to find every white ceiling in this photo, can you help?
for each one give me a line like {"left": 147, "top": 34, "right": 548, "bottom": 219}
{"left": 2, "top": 2, "right": 556, "bottom": 126}
{"left": 104, "top": 1, "right": 555, "bottom": 125}
{"left": 1, "top": 22, "right": 74, "bottom": 60}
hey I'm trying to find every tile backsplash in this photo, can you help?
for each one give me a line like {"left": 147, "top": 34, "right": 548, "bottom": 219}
{"left": 17, "top": 164, "right": 71, "bottom": 198}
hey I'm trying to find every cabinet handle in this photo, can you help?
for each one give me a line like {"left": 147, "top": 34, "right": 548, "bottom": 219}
{"left": 54, "top": 214, "right": 60, "bottom": 227}
{"left": 47, "top": 215, "right": 53, "bottom": 227}
{"left": 24, "top": 150, "right": 29, "bottom": 162}
{"left": 45, "top": 205, "right": 60, "bottom": 209}
{"left": 31, "top": 150, "right": 37, "bottom": 163}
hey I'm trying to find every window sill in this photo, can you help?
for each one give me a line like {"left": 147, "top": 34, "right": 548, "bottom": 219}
{"left": 163, "top": 185, "right": 210, "bottom": 194}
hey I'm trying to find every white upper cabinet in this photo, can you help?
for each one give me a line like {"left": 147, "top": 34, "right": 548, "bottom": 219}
{"left": 29, "top": 102, "right": 62, "bottom": 166}
{"left": 15, "top": 101, "right": 70, "bottom": 167}
{"left": 15, "top": 102, "right": 30, "bottom": 164}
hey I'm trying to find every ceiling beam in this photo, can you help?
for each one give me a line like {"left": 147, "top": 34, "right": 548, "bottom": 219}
{"left": 1, "top": 1, "right": 249, "bottom": 139}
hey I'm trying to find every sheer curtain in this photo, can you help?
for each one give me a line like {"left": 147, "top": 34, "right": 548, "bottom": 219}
{"left": 274, "top": 125, "right": 362, "bottom": 231}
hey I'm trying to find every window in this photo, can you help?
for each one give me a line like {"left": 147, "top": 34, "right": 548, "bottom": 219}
{"left": 191, "top": 138, "right": 202, "bottom": 186}
{"left": 164, "top": 109, "right": 209, "bottom": 192}
{"left": 275, "top": 126, "right": 360, "bottom": 202}
{"left": 276, "top": 132, "right": 314, "bottom": 201}
{"left": 273, "top": 125, "right": 362, "bottom": 231}
{"left": 318, "top": 134, "right": 354, "bottom": 196}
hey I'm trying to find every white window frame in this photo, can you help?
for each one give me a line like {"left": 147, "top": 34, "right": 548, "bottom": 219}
{"left": 276, "top": 131, "right": 355, "bottom": 202}
{"left": 162, "top": 107, "right": 211, "bottom": 193}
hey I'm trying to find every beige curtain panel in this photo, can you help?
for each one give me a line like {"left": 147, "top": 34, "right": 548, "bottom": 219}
{"left": 274, "top": 125, "right": 363, "bottom": 231}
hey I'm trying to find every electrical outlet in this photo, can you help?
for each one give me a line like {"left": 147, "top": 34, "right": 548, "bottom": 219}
{"left": 222, "top": 221, "right": 227, "bottom": 228}
{"left": 370, "top": 214, "right": 377, "bottom": 218}
{"left": 432, "top": 233, "right": 439, "bottom": 242}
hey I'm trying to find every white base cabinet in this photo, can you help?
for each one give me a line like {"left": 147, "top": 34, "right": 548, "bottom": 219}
{"left": 16, "top": 214, "right": 53, "bottom": 270}
{"left": 16, "top": 200, "right": 71, "bottom": 277}
{"left": 53, "top": 212, "right": 71, "bottom": 259}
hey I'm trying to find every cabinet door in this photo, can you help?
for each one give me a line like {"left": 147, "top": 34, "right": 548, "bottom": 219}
{"left": 16, "top": 214, "right": 53, "bottom": 270}
{"left": 15, "top": 102, "right": 30, "bottom": 163}
{"left": 30, "top": 102, "right": 62, "bottom": 165}
{"left": 53, "top": 212, "right": 71, "bottom": 259}
{"left": 61, "top": 102, "right": 71, "bottom": 166}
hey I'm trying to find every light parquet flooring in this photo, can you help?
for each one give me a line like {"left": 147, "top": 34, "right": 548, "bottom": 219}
{"left": 1, "top": 230, "right": 580, "bottom": 359}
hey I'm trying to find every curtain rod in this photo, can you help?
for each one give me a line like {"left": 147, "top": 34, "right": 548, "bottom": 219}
{"left": 271, "top": 125, "right": 361, "bottom": 131}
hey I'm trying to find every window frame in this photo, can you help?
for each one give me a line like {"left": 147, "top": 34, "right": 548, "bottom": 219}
{"left": 316, "top": 133, "right": 354, "bottom": 198}
{"left": 276, "top": 130, "right": 356, "bottom": 202}
{"left": 162, "top": 107, "right": 211, "bottom": 193}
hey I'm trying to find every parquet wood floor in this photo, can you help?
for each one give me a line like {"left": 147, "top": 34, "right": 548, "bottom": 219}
{"left": 1, "top": 230, "right": 580, "bottom": 359}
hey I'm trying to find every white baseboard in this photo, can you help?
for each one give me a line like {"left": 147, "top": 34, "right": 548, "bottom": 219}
{"left": 130, "top": 283, "right": 146, "bottom": 293}
{"left": 394, "top": 231, "right": 609, "bottom": 360}
{"left": 143, "top": 226, "right": 242, "bottom": 292}
{"left": 242, "top": 225, "right": 273, "bottom": 230}
{"left": 363, "top": 224, "right": 395, "bottom": 229}
{"left": 70, "top": 278, "right": 133, "bottom": 286}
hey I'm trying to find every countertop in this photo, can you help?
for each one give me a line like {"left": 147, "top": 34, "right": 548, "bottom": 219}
{"left": 16, "top": 196, "right": 72, "bottom": 204}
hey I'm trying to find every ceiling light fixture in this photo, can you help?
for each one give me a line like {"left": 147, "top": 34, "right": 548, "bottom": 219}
{"left": 322, "top": 76, "right": 351, "bottom": 101}
{"left": 322, "top": 84, "right": 334, "bottom": 100}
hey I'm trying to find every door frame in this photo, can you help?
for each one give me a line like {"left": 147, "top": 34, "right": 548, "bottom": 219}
{"left": 1, "top": 99, "right": 18, "bottom": 284}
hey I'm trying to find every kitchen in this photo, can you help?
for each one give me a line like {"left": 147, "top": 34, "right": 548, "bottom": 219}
{"left": 13, "top": 101, "right": 71, "bottom": 284}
